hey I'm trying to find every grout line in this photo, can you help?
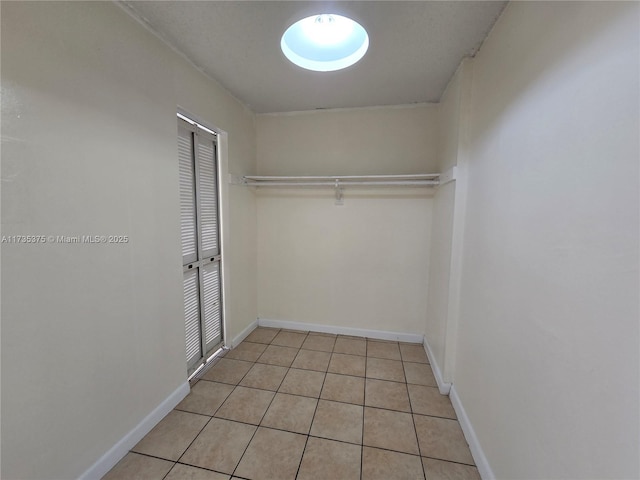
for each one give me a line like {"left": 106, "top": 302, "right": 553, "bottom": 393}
{"left": 406, "top": 369, "right": 427, "bottom": 480}
{"left": 229, "top": 335, "right": 289, "bottom": 478}
{"left": 411, "top": 411, "right": 427, "bottom": 478}
{"left": 127, "top": 451, "right": 179, "bottom": 464}
{"left": 198, "top": 415, "right": 262, "bottom": 430}
{"left": 412, "top": 411, "right": 461, "bottom": 421}
{"left": 160, "top": 461, "right": 177, "bottom": 480}
{"left": 400, "top": 361, "right": 408, "bottom": 384}
{"left": 175, "top": 459, "right": 239, "bottom": 477}
{"left": 294, "top": 364, "right": 328, "bottom": 479}
{"left": 128, "top": 413, "right": 213, "bottom": 474}
{"left": 364, "top": 376, "right": 411, "bottom": 385}
{"left": 421, "top": 455, "right": 478, "bottom": 468}
{"left": 126, "top": 449, "right": 187, "bottom": 471}
{"left": 300, "top": 346, "right": 336, "bottom": 353}
{"left": 253, "top": 419, "right": 315, "bottom": 437}
{"left": 305, "top": 433, "right": 363, "bottom": 449}
{"left": 344, "top": 435, "right": 428, "bottom": 458}
{"left": 229, "top": 394, "right": 278, "bottom": 478}
{"left": 287, "top": 370, "right": 323, "bottom": 397}
{"left": 360, "top": 339, "right": 368, "bottom": 480}
{"left": 174, "top": 414, "right": 214, "bottom": 466}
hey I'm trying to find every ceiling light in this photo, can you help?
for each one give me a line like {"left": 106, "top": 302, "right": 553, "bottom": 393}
{"left": 281, "top": 14, "right": 369, "bottom": 72}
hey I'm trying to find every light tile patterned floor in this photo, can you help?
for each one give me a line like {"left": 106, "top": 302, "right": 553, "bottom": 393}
{"left": 103, "top": 327, "right": 481, "bottom": 480}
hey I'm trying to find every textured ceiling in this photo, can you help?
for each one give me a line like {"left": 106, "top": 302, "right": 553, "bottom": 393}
{"left": 122, "top": 1, "right": 507, "bottom": 113}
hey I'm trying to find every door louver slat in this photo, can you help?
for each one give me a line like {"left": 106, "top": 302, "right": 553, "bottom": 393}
{"left": 178, "top": 125, "right": 197, "bottom": 264}
{"left": 197, "top": 137, "right": 218, "bottom": 257}
{"left": 202, "top": 262, "right": 222, "bottom": 347}
{"left": 183, "top": 269, "right": 201, "bottom": 367}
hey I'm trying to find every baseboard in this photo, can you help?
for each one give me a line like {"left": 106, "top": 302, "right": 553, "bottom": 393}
{"left": 422, "top": 337, "right": 451, "bottom": 395}
{"left": 230, "top": 319, "right": 258, "bottom": 348}
{"left": 78, "top": 381, "right": 190, "bottom": 480}
{"left": 449, "top": 385, "right": 494, "bottom": 480}
{"left": 257, "top": 318, "right": 423, "bottom": 343}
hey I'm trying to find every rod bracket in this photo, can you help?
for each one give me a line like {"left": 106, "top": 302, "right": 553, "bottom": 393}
{"left": 334, "top": 179, "right": 344, "bottom": 205}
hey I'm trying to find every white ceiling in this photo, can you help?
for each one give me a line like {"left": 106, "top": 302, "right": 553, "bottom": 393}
{"left": 122, "top": 1, "right": 507, "bottom": 113}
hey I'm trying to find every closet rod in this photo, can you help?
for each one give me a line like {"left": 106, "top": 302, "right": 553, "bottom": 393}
{"left": 244, "top": 174, "right": 439, "bottom": 181}
{"left": 244, "top": 180, "right": 439, "bottom": 187}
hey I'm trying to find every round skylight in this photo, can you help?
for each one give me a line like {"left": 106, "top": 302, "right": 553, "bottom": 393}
{"left": 281, "top": 14, "right": 369, "bottom": 72}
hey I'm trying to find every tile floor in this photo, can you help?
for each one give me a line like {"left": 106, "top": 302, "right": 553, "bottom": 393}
{"left": 104, "top": 327, "right": 481, "bottom": 480}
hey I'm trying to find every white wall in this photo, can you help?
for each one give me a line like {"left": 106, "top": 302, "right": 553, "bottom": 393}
{"left": 454, "top": 2, "right": 639, "bottom": 478}
{"left": 257, "top": 105, "right": 438, "bottom": 175}
{"left": 256, "top": 106, "right": 437, "bottom": 334}
{"left": 0, "top": 3, "right": 256, "bottom": 479}
{"left": 425, "top": 61, "right": 467, "bottom": 383}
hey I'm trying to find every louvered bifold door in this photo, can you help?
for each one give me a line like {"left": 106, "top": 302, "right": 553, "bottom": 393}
{"left": 196, "top": 134, "right": 219, "bottom": 259}
{"left": 194, "top": 128, "right": 222, "bottom": 353}
{"left": 178, "top": 118, "right": 223, "bottom": 374}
